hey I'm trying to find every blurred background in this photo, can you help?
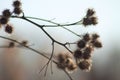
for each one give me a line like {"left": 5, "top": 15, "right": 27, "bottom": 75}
{"left": 0, "top": 0, "right": 120, "bottom": 80}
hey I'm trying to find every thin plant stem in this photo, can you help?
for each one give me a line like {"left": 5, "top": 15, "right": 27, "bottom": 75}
{"left": 25, "top": 16, "right": 82, "bottom": 37}
{"left": 0, "top": 36, "right": 50, "bottom": 61}
{"left": 10, "top": 15, "right": 82, "bottom": 37}
{"left": 11, "top": 15, "right": 73, "bottom": 54}
{"left": 0, "top": 35, "right": 73, "bottom": 80}
{"left": 25, "top": 16, "right": 82, "bottom": 27}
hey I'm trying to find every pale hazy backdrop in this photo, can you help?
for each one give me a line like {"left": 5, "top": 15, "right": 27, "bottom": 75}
{"left": 0, "top": 0, "right": 120, "bottom": 80}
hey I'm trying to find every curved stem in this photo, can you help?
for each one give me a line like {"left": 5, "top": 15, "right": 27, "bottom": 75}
{"left": 61, "top": 26, "right": 80, "bottom": 37}
{"left": 25, "top": 16, "right": 82, "bottom": 26}
{"left": 26, "top": 16, "right": 82, "bottom": 37}
{"left": 12, "top": 16, "right": 73, "bottom": 54}
{"left": 0, "top": 35, "right": 73, "bottom": 80}
{"left": 0, "top": 36, "right": 50, "bottom": 61}
{"left": 26, "top": 16, "right": 58, "bottom": 24}
{"left": 11, "top": 15, "right": 81, "bottom": 37}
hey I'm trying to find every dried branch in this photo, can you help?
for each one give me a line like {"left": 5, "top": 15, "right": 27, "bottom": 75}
{"left": 0, "top": 35, "right": 73, "bottom": 80}
{"left": 0, "top": 1, "right": 102, "bottom": 80}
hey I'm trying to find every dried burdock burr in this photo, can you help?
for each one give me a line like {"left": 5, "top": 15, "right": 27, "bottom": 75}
{"left": 82, "top": 17, "right": 90, "bottom": 26}
{"left": 2, "top": 9, "right": 11, "bottom": 18}
{"left": 84, "top": 46, "right": 93, "bottom": 54}
{"left": 78, "top": 60, "right": 92, "bottom": 71}
{"left": 92, "top": 33, "right": 100, "bottom": 40}
{"left": 77, "top": 40, "right": 86, "bottom": 48}
{"left": 93, "top": 40, "right": 102, "bottom": 48}
{"left": 65, "top": 58, "right": 77, "bottom": 72}
{"left": 83, "top": 8, "right": 98, "bottom": 26}
{"left": 13, "top": 0, "right": 21, "bottom": 8}
{"left": 13, "top": 7, "right": 22, "bottom": 15}
{"left": 57, "top": 52, "right": 77, "bottom": 72}
{"left": 0, "top": 17, "right": 8, "bottom": 25}
{"left": 82, "top": 46, "right": 93, "bottom": 59}
{"left": 5, "top": 24, "right": 13, "bottom": 34}
{"left": 74, "top": 49, "right": 83, "bottom": 59}
{"left": 83, "top": 51, "right": 91, "bottom": 60}
{"left": 86, "top": 8, "right": 95, "bottom": 17}
{"left": 90, "top": 17, "right": 98, "bottom": 25}
{"left": 57, "top": 53, "right": 71, "bottom": 69}
{"left": 82, "top": 17, "right": 98, "bottom": 26}
{"left": 57, "top": 52, "right": 72, "bottom": 63}
{"left": 83, "top": 33, "right": 91, "bottom": 42}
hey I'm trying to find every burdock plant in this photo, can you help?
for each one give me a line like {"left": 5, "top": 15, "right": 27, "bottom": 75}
{"left": 0, "top": 0, "right": 102, "bottom": 80}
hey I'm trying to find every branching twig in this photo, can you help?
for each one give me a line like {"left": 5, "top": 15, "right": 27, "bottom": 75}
{"left": 26, "top": 16, "right": 82, "bottom": 37}
{"left": 11, "top": 15, "right": 82, "bottom": 37}
{"left": 0, "top": 14, "right": 79, "bottom": 80}
{"left": 0, "top": 35, "right": 49, "bottom": 60}
{"left": 11, "top": 15, "right": 73, "bottom": 54}
{"left": 0, "top": 35, "right": 73, "bottom": 80}
{"left": 39, "top": 42, "right": 55, "bottom": 76}
{"left": 0, "top": 1, "right": 101, "bottom": 80}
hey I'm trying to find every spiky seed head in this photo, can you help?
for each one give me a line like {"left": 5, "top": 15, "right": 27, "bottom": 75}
{"left": 77, "top": 40, "right": 86, "bottom": 48}
{"left": 83, "top": 33, "right": 91, "bottom": 42}
{"left": 74, "top": 49, "right": 83, "bottom": 59}
{"left": 13, "top": 0, "right": 21, "bottom": 7}
{"left": 2, "top": 9, "right": 11, "bottom": 18}
{"left": 92, "top": 33, "right": 100, "bottom": 40}
{"left": 13, "top": 7, "right": 22, "bottom": 15}
{"left": 86, "top": 8, "right": 95, "bottom": 17}
{"left": 5, "top": 24, "right": 13, "bottom": 34}
{"left": 0, "top": 17, "right": 8, "bottom": 25}
{"left": 93, "top": 40, "right": 102, "bottom": 48}
{"left": 78, "top": 60, "right": 92, "bottom": 71}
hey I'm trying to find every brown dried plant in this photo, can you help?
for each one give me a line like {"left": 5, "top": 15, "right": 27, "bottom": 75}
{"left": 0, "top": 0, "right": 102, "bottom": 80}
